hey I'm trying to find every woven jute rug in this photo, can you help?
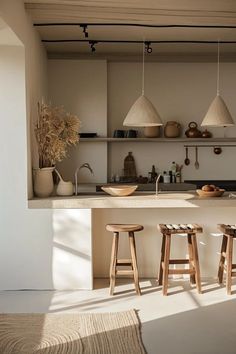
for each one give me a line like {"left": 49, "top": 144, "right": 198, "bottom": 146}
{"left": 0, "top": 310, "right": 146, "bottom": 354}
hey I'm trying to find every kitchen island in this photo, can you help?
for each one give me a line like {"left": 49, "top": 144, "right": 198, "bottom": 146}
{"left": 28, "top": 191, "right": 236, "bottom": 290}
{"left": 29, "top": 191, "right": 236, "bottom": 209}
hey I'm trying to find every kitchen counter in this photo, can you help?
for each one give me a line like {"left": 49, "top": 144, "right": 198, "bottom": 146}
{"left": 28, "top": 188, "right": 236, "bottom": 290}
{"left": 28, "top": 191, "right": 236, "bottom": 209}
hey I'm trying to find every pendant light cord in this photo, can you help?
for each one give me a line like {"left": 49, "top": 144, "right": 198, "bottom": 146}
{"left": 142, "top": 42, "right": 145, "bottom": 95}
{"left": 217, "top": 40, "right": 220, "bottom": 95}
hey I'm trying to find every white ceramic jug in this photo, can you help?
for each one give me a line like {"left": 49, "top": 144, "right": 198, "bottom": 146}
{"left": 55, "top": 169, "right": 74, "bottom": 196}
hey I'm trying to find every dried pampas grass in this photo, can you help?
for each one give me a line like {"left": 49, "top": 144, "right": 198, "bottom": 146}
{"left": 35, "top": 102, "right": 80, "bottom": 168}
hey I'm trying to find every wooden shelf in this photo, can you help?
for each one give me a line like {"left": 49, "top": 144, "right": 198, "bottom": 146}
{"left": 79, "top": 137, "right": 236, "bottom": 143}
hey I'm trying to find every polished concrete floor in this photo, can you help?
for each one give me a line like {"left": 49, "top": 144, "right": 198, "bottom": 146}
{"left": 1, "top": 278, "right": 236, "bottom": 354}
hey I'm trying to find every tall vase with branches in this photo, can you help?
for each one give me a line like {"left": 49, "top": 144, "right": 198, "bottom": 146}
{"left": 33, "top": 102, "right": 80, "bottom": 197}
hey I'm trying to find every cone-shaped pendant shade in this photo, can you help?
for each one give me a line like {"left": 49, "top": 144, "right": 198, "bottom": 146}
{"left": 201, "top": 94, "right": 234, "bottom": 127}
{"left": 123, "top": 94, "right": 163, "bottom": 127}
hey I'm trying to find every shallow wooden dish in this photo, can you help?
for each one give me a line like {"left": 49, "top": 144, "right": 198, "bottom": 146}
{"left": 196, "top": 189, "right": 225, "bottom": 197}
{"left": 101, "top": 185, "right": 138, "bottom": 196}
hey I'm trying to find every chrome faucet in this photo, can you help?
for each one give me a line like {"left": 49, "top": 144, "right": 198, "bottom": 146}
{"left": 74, "top": 163, "right": 94, "bottom": 196}
{"left": 155, "top": 174, "right": 162, "bottom": 196}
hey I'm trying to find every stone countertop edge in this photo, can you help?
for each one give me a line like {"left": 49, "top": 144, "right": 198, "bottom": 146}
{"left": 28, "top": 192, "right": 236, "bottom": 209}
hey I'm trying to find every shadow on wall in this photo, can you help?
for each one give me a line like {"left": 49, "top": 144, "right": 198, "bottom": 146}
{"left": 0, "top": 17, "right": 55, "bottom": 292}
{"left": 52, "top": 209, "right": 93, "bottom": 290}
{"left": 0, "top": 13, "right": 53, "bottom": 352}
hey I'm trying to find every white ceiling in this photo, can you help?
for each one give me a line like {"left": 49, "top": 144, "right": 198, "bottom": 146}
{"left": 24, "top": 1, "right": 236, "bottom": 60}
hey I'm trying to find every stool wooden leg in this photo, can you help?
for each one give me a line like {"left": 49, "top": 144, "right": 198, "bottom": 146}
{"left": 191, "top": 233, "right": 202, "bottom": 294}
{"left": 129, "top": 232, "right": 141, "bottom": 295}
{"left": 163, "top": 233, "right": 171, "bottom": 296}
{"left": 158, "top": 233, "right": 166, "bottom": 286}
{"left": 188, "top": 234, "right": 196, "bottom": 285}
{"left": 226, "top": 235, "right": 233, "bottom": 295}
{"left": 218, "top": 234, "right": 227, "bottom": 284}
{"left": 109, "top": 232, "right": 119, "bottom": 295}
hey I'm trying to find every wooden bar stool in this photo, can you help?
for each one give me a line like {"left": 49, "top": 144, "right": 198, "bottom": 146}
{"left": 217, "top": 224, "right": 236, "bottom": 295}
{"left": 158, "top": 223, "right": 203, "bottom": 296}
{"left": 106, "top": 224, "right": 143, "bottom": 295}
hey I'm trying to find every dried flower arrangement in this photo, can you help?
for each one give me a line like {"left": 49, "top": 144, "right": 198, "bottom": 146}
{"left": 35, "top": 102, "right": 80, "bottom": 168}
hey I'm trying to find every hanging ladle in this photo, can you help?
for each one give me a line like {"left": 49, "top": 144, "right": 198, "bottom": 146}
{"left": 184, "top": 147, "right": 190, "bottom": 165}
{"left": 194, "top": 146, "right": 200, "bottom": 169}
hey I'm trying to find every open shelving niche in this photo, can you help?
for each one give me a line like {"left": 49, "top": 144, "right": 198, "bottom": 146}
{"left": 78, "top": 137, "right": 236, "bottom": 183}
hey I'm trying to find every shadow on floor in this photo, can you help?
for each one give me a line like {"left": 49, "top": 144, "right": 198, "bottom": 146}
{"left": 142, "top": 298, "right": 236, "bottom": 354}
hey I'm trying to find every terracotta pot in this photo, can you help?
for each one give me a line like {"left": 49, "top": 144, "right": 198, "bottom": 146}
{"left": 164, "top": 121, "right": 181, "bottom": 138}
{"left": 33, "top": 167, "right": 55, "bottom": 198}
{"left": 144, "top": 126, "right": 160, "bottom": 138}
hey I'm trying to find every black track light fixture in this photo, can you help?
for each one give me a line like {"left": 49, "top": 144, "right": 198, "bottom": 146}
{"left": 80, "top": 24, "right": 88, "bottom": 38}
{"left": 89, "top": 40, "right": 97, "bottom": 52}
{"left": 145, "top": 41, "right": 152, "bottom": 53}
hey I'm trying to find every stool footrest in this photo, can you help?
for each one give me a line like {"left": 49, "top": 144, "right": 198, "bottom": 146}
{"left": 116, "top": 270, "right": 134, "bottom": 276}
{"left": 169, "top": 269, "right": 195, "bottom": 275}
{"left": 116, "top": 259, "right": 132, "bottom": 266}
{"left": 223, "top": 264, "right": 236, "bottom": 271}
{"left": 161, "top": 262, "right": 195, "bottom": 274}
{"left": 169, "top": 259, "right": 190, "bottom": 264}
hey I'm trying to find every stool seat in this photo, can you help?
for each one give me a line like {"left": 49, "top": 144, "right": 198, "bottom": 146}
{"left": 159, "top": 223, "right": 203, "bottom": 234}
{"left": 217, "top": 224, "right": 236, "bottom": 294}
{"left": 218, "top": 224, "right": 236, "bottom": 236}
{"left": 106, "top": 223, "right": 143, "bottom": 295}
{"left": 158, "top": 223, "right": 202, "bottom": 295}
{"left": 106, "top": 224, "right": 144, "bottom": 233}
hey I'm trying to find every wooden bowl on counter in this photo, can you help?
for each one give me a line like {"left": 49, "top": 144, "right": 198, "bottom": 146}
{"left": 196, "top": 189, "right": 225, "bottom": 197}
{"left": 101, "top": 185, "right": 138, "bottom": 196}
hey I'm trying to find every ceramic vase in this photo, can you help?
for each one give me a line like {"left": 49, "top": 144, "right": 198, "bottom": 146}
{"left": 34, "top": 167, "right": 55, "bottom": 198}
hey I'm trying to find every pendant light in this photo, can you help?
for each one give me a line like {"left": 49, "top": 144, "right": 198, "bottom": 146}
{"left": 201, "top": 41, "right": 234, "bottom": 127}
{"left": 123, "top": 43, "right": 163, "bottom": 127}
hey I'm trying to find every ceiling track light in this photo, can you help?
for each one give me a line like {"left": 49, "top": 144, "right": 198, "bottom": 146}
{"left": 89, "top": 40, "right": 97, "bottom": 52}
{"left": 80, "top": 24, "right": 88, "bottom": 38}
{"left": 34, "top": 23, "right": 236, "bottom": 30}
{"left": 145, "top": 41, "right": 152, "bottom": 53}
{"left": 42, "top": 39, "right": 236, "bottom": 45}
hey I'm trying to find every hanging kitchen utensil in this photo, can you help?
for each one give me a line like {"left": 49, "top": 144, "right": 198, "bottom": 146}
{"left": 184, "top": 147, "right": 190, "bottom": 165}
{"left": 194, "top": 146, "right": 200, "bottom": 169}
